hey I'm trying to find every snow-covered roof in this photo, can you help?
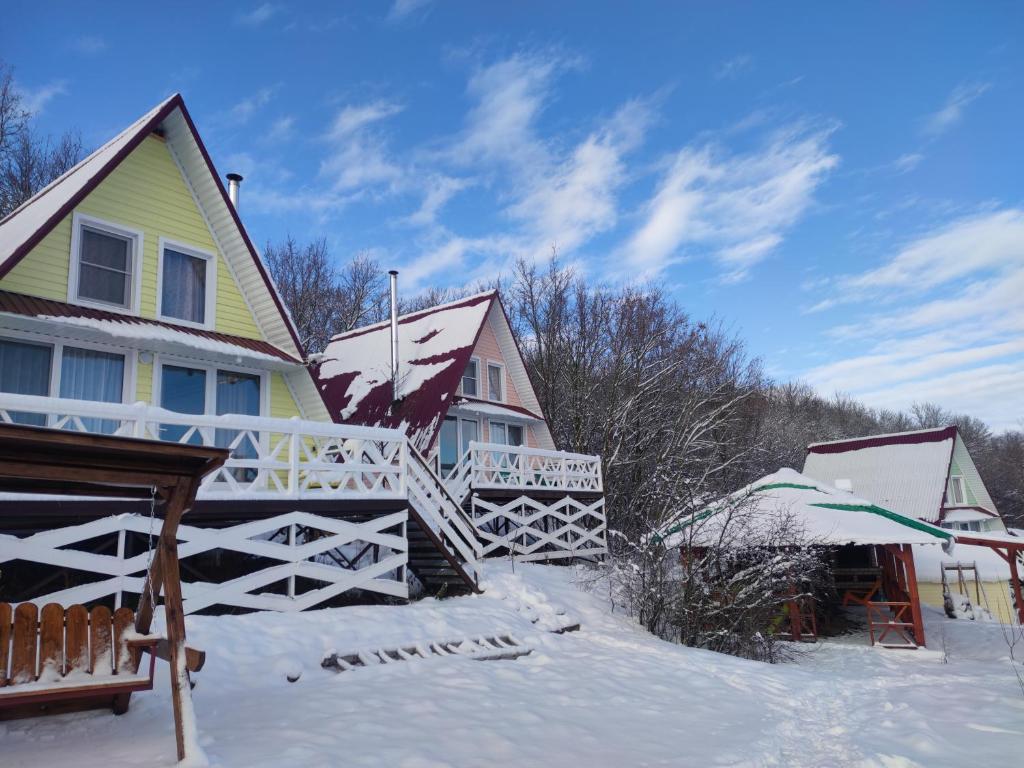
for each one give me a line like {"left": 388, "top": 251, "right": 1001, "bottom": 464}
{"left": 315, "top": 291, "right": 499, "bottom": 452}
{"left": 660, "top": 468, "right": 952, "bottom": 549}
{"left": 803, "top": 427, "right": 958, "bottom": 523}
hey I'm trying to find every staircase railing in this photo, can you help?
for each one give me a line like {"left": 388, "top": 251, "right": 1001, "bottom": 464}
{"left": 406, "top": 446, "right": 482, "bottom": 588}
{"left": 443, "top": 448, "right": 474, "bottom": 505}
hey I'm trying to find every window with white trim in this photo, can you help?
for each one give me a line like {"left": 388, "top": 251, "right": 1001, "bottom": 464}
{"left": 0, "top": 335, "right": 128, "bottom": 433}
{"left": 461, "top": 358, "right": 479, "bottom": 397}
{"left": 487, "top": 362, "right": 504, "bottom": 402}
{"left": 489, "top": 420, "right": 523, "bottom": 446}
{"left": 949, "top": 476, "right": 965, "bottom": 505}
{"left": 70, "top": 214, "right": 142, "bottom": 312}
{"left": 159, "top": 239, "right": 215, "bottom": 327}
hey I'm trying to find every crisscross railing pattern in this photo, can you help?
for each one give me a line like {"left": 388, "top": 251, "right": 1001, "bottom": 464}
{"left": 448, "top": 442, "right": 603, "bottom": 497}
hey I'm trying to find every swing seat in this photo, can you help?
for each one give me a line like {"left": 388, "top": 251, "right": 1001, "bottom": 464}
{"left": 0, "top": 602, "right": 165, "bottom": 719}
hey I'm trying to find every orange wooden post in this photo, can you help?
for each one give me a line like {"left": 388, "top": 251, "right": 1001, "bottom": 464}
{"left": 1007, "top": 548, "right": 1024, "bottom": 626}
{"left": 901, "top": 544, "right": 925, "bottom": 648}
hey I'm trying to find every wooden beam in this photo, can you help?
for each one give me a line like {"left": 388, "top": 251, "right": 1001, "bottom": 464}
{"left": 901, "top": 544, "right": 926, "bottom": 648}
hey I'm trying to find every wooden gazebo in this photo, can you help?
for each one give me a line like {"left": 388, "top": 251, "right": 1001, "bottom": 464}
{"left": 0, "top": 423, "right": 227, "bottom": 762}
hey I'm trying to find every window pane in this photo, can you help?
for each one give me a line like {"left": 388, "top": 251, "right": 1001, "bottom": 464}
{"left": 461, "top": 419, "right": 478, "bottom": 448}
{"left": 162, "top": 248, "right": 207, "bottom": 324}
{"left": 439, "top": 417, "right": 458, "bottom": 475}
{"left": 508, "top": 425, "right": 524, "bottom": 446}
{"left": 462, "top": 360, "right": 478, "bottom": 396}
{"left": 216, "top": 370, "right": 261, "bottom": 482}
{"left": 81, "top": 227, "right": 129, "bottom": 270}
{"left": 488, "top": 364, "right": 502, "bottom": 401}
{"left": 59, "top": 347, "right": 125, "bottom": 434}
{"left": 78, "top": 228, "right": 130, "bottom": 307}
{"left": 160, "top": 365, "right": 207, "bottom": 444}
{"left": 0, "top": 338, "right": 51, "bottom": 426}
{"left": 490, "top": 422, "right": 506, "bottom": 445}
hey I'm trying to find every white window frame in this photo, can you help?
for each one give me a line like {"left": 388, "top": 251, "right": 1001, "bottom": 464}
{"left": 0, "top": 329, "right": 136, "bottom": 408}
{"left": 487, "top": 361, "right": 505, "bottom": 403}
{"left": 152, "top": 354, "right": 269, "bottom": 422}
{"left": 461, "top": 356, "right": 480, "bottom": 397}
{"left": 949, "top": 476, "right": 965, "bottom": 505}
{"left": 156, "top": 236, "right": 218, "bottom": 330}
{"left": 68, "top": 212, "right": 144, "bottom": 315}
{"left": 489, "top": 419, "right": 525, "bottom": 446}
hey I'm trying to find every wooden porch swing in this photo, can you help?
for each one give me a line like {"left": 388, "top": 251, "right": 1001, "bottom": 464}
{"left": 0, "top": 423, "right": 227, "bottom": 762}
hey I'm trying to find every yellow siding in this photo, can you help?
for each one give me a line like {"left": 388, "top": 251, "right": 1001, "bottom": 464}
{"left": 0, "top": 135, "right": 261, "bottom": 339}
{"left": 917, "top": 581, "right": 1017, "bottom": 625}
{"left": 135, "top": 361, "right": 154, "bottom": 403}
{"left": 270, "top": 373, "right": 302, "bottom": 419}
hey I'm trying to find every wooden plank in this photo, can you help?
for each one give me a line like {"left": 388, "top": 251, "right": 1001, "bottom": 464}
{"left": 38, "top": 603, "right": 65, "bottom": 679}
{"left": 112, "top": 607, "right": 135, "bottom": 675}
{"left": 10, "top": 603, "right": 38, "bottom": 684}
{"left": 0, "top": 603, "right": 11, "bottom": 686}
{"left": 89, "top": 605, "right": 112, "bottom": 675}
{"left": 64, "top": 605, "right": 89, "bottom": 675}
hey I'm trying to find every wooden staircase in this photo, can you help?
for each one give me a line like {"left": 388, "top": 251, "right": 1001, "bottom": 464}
{"left": 404, "top": 447, "right": 482, "bottom": 596}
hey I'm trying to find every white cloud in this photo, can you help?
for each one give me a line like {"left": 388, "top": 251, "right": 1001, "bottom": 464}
{"left": 320, "top": 100, "right": 405, "bottom": 192}
{"left": 387, "top": 0, "right": 432, "bottom": 22}
{"left": 893, "top": 152, "right": 923, "bottom": 174}
{"left": 623, "top": 123, "right": 839, "bottom": 281}
{"left": 328, "top": 101, "right": 403, "bottom": 138}
{"left": 72, "top": 35, "right": 106, "bottom": 55}
{"left": 799, "top": 208, "right": 1024, "bottom": 431}
{"left": 715, "top": 54, "right": 753, "bottom": 80}
{"left": 16, "top": 80, "right": 68, "bottom": 114}
{"left": 235, "top": 3, "right": 280, "bottom": 26}
{"left": 923, "top": 82, "right": 991, "bottom": 136}
{"left": 228, "top": 87, "right": 276, "bottom": 124}
{"left": 406, "top": 175, "right": 472, "bottom": 226}
{"left": 264, "top": 116, "right": 295, "bottom": 143}
{"left": 846, "top": 209, "right": 1024, "bottom": 292}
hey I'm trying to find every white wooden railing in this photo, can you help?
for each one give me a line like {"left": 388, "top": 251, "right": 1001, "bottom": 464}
{"left": 446, "top": 441, "right": 604, "bottom": 499}
{"left": 0, "top": 392, "right": 407, "bottom": 501}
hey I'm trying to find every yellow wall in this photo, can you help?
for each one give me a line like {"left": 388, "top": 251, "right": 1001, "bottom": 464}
{"left": 918, "top": 581, "right": 1017, "bottom": 625}
{"left": 0, "top": 135, "right": 260, "bottom": 339}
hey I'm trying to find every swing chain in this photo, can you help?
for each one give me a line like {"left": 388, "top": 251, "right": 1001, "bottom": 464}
{"left": 145, "top": 485, "right": 158, "bottom": 612}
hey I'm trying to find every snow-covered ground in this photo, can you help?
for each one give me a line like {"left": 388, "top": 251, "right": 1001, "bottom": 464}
{"left": 4, "top": 563, "right": 1023, "bottom": 767}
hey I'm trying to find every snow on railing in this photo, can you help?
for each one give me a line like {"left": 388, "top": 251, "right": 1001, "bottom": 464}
{"left": 0, "top": 393, "right": 408, "bottom": 500}
{"left": 454, "top": 441, "right": 603, "bottom": 495}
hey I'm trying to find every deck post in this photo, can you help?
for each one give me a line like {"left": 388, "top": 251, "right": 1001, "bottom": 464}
{"left": 287, "top": 523, "right": 297, "bottom": 599}
{"left": 1007, "top": 548, "right": 1024, "bottom": 626}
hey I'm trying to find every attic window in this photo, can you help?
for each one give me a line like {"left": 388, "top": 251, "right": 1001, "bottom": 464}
{"left": 950, "top": 476, "right": 965, "bottom": 505}
{"left": 158, "top": 238, "right": 216, "bottom": 327}
{"left": 69, "top": 214, "right": 142, "bottom": 313}
{"left": 461, "top": 358, "right": 479, "bottom": 397}
{"left": 488, "top": 362, "right": 504, "bottom": 402}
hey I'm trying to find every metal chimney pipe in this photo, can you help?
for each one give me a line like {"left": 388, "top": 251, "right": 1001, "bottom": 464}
{"left": 389, "top": 270, "right": 399, "bottom": 404}
{"left": 226, "top": 173, "right": 243, "bottom": 210}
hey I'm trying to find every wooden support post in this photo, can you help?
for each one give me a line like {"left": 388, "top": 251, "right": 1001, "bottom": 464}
{"left": 1007, "top": 548, "right": 1024, "bottom": 626}
{"left": 901, "top": 544, "right": 925, "bottom": 648}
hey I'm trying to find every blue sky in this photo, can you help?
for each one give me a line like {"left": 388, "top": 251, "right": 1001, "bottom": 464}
{"left": 4, "top": 2, "right": 1023, "bottom": 430}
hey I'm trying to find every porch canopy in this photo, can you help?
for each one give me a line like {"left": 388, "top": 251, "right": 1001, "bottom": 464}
{"left": 660, "top": 469, "right": 953, "bottom": 648}
{"left": 660, "top": 468, "right": 953, "bottom": 550}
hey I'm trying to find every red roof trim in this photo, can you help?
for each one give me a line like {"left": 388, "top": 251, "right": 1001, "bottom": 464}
{"left": 0, "top": 96, "right": 180, "bottom": 281}
{"left": 806, "top": 426, "right": 957, "bottom": 455}
{"left": 0, "top": 289, "right": 300, "bottom": 363}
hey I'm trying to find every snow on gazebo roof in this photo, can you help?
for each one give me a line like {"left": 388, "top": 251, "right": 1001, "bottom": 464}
{"left": 314, "top": 291, "right": 497, "bottom": 453}
{"left": 659, "top": 468, "right": 952, "bottom": 550}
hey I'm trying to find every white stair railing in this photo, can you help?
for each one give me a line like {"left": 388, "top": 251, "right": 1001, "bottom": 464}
{"left": 406, "top": 447, "right": 481, "bottom": 586}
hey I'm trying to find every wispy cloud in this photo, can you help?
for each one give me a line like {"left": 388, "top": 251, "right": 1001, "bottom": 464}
{"left": 227, "top": 87, "right": 277, "bottom": 124}
{"left": 320, "top": 100, "right": 405, "bottom": 192}
{"left": 387, "top": 0, "right": 432, "bottom": 22}
{"left": 71, "top": 35, "right": 106, "bottom": 55}
{"left": 16, "top": 80, "right": 68, "bottom": 114}
{"left": 235, "top": 3, "right": 280, "bottom": 26}
{"left": 264, "top": 116, "right": 296, "bottom": 143}
{"left": 923, "top": 82, "right": 991, "bottom": 136}
{"left": 715, "top": 54, "right": 753, "bottom": 80}
{"left": 800, "top": 208, "right": 1024, "bottom": 430}
{"left": 622, "top": 121, "right": 839, "bottom": 281}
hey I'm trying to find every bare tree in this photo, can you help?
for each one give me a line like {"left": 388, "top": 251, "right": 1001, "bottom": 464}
{"left": 0, "top": 60, "right": 84, "bottom": 217}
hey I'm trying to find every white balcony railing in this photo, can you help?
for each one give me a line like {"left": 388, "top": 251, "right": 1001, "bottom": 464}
{"left": 0, "top": 393, "right": 407, "bottom": 501}
{"left": 446, "top": 441, "right": 604, "bottom": 501}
